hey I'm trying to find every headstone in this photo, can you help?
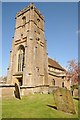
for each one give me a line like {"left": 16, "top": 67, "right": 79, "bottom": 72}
{"left": 73, "top": 89, "right": 78, "bottom": 97}
{"left": 53, "top": 87, "right": 76, "bottom": 114}
{"left": 14, "top": 83, "right": 21, "bottom": 99}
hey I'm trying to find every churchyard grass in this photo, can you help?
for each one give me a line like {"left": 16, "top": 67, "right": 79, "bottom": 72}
{"left": 2, "top": 94, "right": 78, "bottom": 118}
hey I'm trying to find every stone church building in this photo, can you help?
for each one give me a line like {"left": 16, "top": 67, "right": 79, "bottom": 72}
{"left": 7, "top": 3, "right": 69, "bottom": 95}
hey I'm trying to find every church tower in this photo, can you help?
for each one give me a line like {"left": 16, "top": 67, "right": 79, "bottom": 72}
{"left": 7, "top": 3, "right": 48, "bottom": 91}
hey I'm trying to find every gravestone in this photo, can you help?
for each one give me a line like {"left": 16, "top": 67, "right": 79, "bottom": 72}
{"left": 73, "top": 89, "right": 78, "bottom": 97}
{"left": 53, "top": 87, "right": 76, "bottom": 114}
{"left": 14, "top": 83, "right": 21, "bottom": 99}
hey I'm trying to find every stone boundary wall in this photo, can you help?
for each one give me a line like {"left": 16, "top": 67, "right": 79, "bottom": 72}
{"left": 2, "top": 88, "right": 15, "bottom": 98}
{"left": 1, "top": 85, "right": 50, "bottom": 98}
{"left": 20, "top": 85, "right": 49, "bottom": 95}
{"left": 1, "top": 85, "right": 72, "bottom": 98}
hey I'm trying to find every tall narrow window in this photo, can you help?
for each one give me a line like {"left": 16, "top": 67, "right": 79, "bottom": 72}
{"left": 18, "top": 45, "right": 25, "bottom": 72}
{"left": 62, "top": 82, "right": 64, "bottom": 87}
{"left": 34, "top": 47, "right": 37, "bottom": 60}
{"left": 52, "top": 79, "right": 55, "bottom": 86}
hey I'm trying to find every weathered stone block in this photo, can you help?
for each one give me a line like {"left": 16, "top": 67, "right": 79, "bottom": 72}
{"left": 53, "top": 87, "right": 76, "bottom": 114}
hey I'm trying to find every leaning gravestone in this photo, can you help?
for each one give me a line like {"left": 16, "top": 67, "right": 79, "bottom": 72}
{"left": 14, "top": 83, "right": 21, "bottom": 99}
{"left": 53, "top": 87, "right": 76, "bottom": 114}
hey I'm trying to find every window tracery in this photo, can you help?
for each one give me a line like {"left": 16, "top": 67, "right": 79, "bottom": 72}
{"left": 17, "top": 45, "right": 25, "bottom": 72}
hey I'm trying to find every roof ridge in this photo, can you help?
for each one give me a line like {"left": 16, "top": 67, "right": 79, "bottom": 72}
{"left": 48, "top": 57, "right": 66, "bottom": 71}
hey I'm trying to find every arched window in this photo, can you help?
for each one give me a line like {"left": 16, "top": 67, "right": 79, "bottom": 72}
{"left": 18, "top": 45, "right": 25, "bottom": 72}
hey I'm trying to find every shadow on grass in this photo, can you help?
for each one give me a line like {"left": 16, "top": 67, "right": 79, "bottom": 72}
{"left": 46, "top": 104, "right": 57, "bottom": 110}
{"left": 73, "top": 97, "right": 79, "bottom": 101}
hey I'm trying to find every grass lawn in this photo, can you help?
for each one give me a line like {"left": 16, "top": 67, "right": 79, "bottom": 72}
{"left": 2, "top": 94, "right": 78, "bottom": 118}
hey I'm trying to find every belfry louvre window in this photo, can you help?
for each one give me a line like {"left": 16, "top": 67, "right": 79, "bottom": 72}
{"left": 22, "top": 16, "right": 26, "bottom": 26}
{"left": 18, "top": 45, "right": 25, "bottom": 72}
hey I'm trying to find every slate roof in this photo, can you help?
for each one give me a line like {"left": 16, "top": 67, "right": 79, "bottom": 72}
{"left": 48, "top": 58, "right": 66, "bottom": 71}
